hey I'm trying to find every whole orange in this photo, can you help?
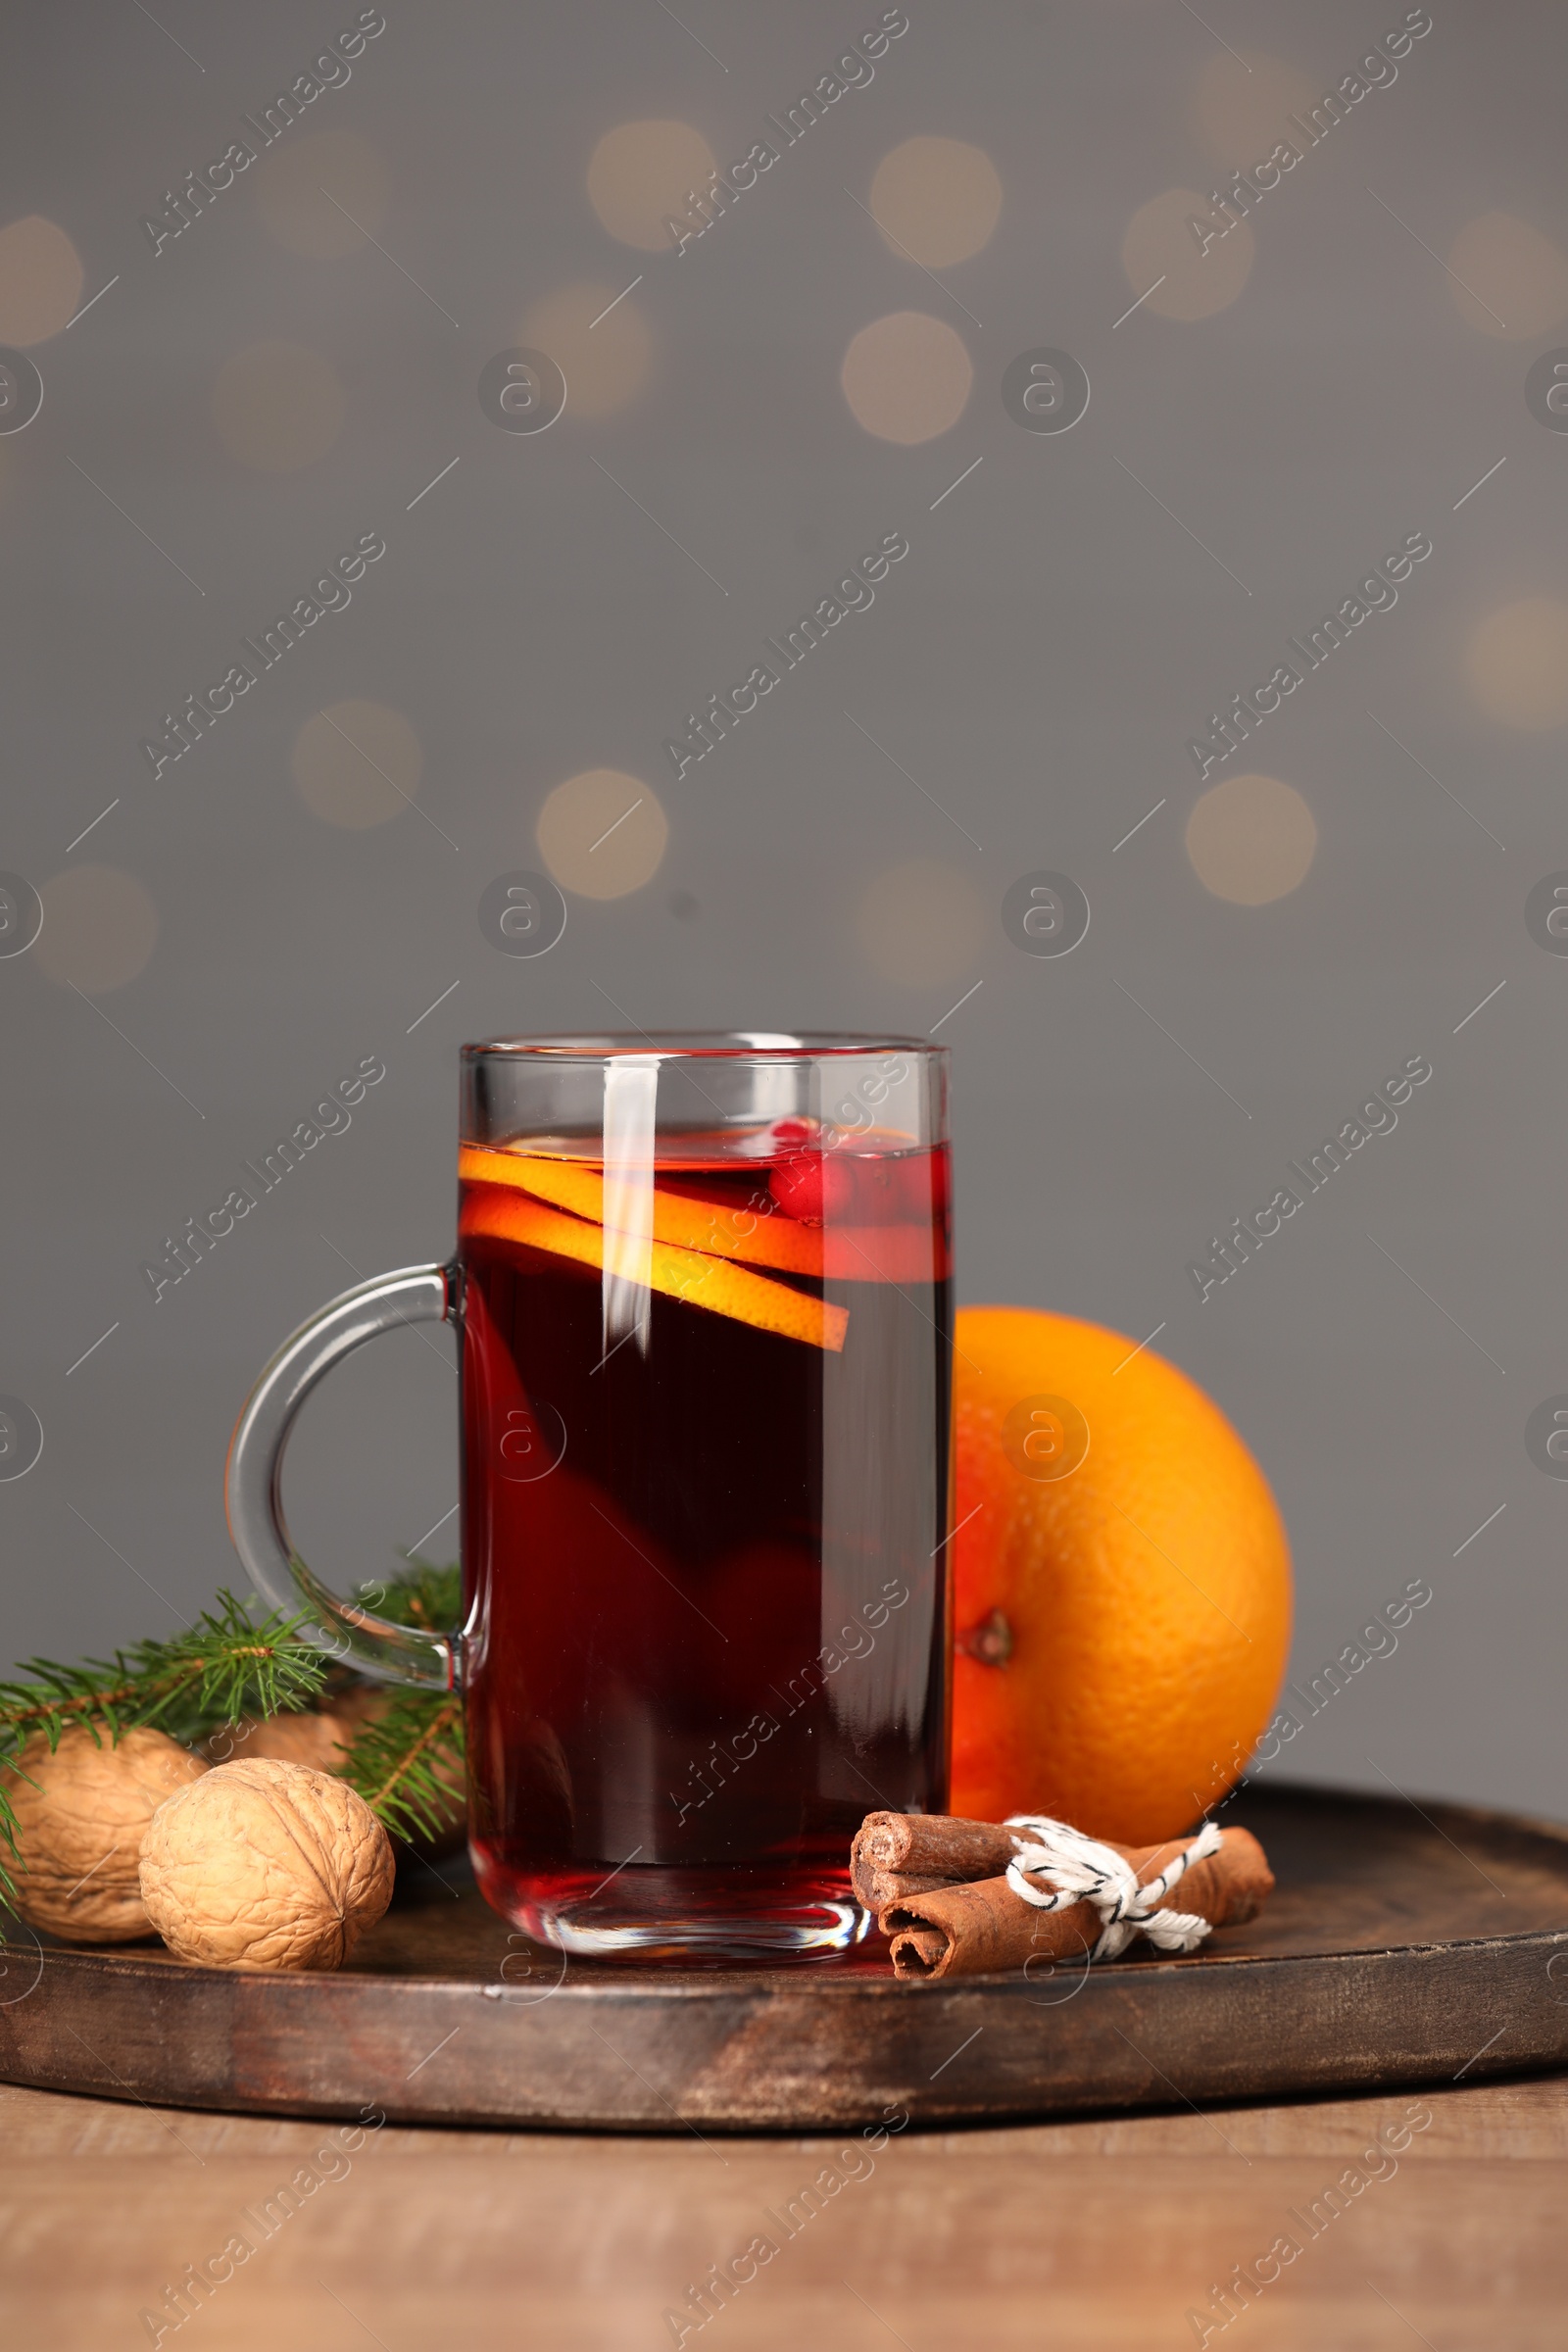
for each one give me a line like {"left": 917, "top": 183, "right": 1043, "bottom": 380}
{"left": 951, "top": 1306, "right": 1292, "bottom": 1841}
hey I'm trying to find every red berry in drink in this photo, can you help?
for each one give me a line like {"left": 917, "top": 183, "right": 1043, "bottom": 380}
{"left": 850, "top": 1154, "right": 899, "bottom": 1221}
{"left": 818, "top": 1154, "right": 859, "bottom": 1220}
{"left": 769, "top": 1155, "right": 824, "bottom": 1222}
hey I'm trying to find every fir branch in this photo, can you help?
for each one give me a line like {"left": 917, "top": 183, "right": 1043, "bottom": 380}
{"left": 368, "top": 1554, "right": 463, "bottom": 1635}
{"left": 0, "top": 1566, "right": 468, "bottom": 1906}
{"left": 0, "top": 1592, "right": 328, "bottom": 1896}
{"left": 338, "top": 1564, "right": 466, "bottom": 1843}
{"left": 336, "top": 1690, "right": 466, "bottom": 1847}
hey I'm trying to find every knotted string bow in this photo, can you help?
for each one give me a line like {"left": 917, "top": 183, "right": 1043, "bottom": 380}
{"left": 1002, "top": 1814, "right": 1225, "bottom": 1962}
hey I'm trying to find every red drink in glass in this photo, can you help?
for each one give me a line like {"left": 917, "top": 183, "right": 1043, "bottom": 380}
{"left": 459, "top": 1115, "right": 952, "bottom": 1954}
{"left": 225, "top": 1035, "right": 953, "bottom": 1961}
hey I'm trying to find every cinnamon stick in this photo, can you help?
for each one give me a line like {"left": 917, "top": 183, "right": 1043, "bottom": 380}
{"left": 851, "top": 1812, "right": 1023, "bottom": 1910}
{"left": 881, "top": 1827, "right": 1274, "bottom": 1982}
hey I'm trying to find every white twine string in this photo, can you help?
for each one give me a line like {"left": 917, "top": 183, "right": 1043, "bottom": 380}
{"left": 1002, "top": 1814, "right": 1225, "bottom": 1962}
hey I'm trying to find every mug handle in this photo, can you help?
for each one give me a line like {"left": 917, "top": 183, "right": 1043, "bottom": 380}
{"left": 224, "top": 1263, "right": 462, "bottom": 1690}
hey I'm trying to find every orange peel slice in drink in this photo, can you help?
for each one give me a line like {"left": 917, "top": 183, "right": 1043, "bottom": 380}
{"left": 460, "top": 1146, "right": 824, "bottom": 1274}
{"left": 459, "top": 1145, "right": 942, "bottom": 1283}
{"left": 460, "top": 1182, "right": 849, "bottom": 1353}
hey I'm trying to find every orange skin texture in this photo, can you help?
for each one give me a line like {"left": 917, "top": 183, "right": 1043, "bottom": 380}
{"left": 951, "top": 1307, "right": 1293, "bottom": 1843}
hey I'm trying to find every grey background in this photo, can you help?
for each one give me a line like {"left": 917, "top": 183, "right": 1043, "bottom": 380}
{"left": 2, "top": 0, "right": 1562, "bottom": 1817}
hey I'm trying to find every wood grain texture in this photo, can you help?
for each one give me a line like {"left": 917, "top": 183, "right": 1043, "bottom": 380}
{"left": 1, "top": 2074, "right": 1565, "bottom": 2348}
{"left": 1, "top": 1786, "right": 1565, "bottom": 2134}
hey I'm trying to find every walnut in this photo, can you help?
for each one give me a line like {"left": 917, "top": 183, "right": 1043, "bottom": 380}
{"left": 205, "top": 1711, "right": 352, "bottom": 1773}
{"left": 139, "top": 1756, "right": 394, "bottom": 1970}
{"left": 1, "top": 1725, "right": 209, "bottom": 1943}
{"left": 206, "top": 1690, "right": 466, "bottom": 1857}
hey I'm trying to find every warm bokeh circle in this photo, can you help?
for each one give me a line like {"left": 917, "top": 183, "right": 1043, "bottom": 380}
{"left": 291, "top": 702, "right": 423, "bottom": 829}
{"left": 587, "top": 121, "right": 716, "bottom": 251}
{"left": 0, "top": 216, "right": 83, "bottom": 345}
{"left": 520, "top": 285, "right": 650, "bottom": 418}
{"left": 858, "top": 858, "right": 986, "bottom": 986}
{"left": 1120, "top": 187, "right": 1253, "bottom": 321}
{"left": 1465, "top": 599, "right": 1568, "bottom": 729}
{"left": 536, "top": 770, "right": 667, "bottom": 899}
{"left": 841, "top": 312, "right": 973, "bottom": 442}
{"left": 1447, "top": 211, "right": 1568, "bottom": 341}
{"left": 32, "top": 866, "right": 158, "bottom": 994}
{"left": 213, "top": 341, "right": 345, "bottom": 471}
{"left": 1186, "top": 774, "right": 1317, "bottom": 905}
{"left": 254, "top": 130, "right": 392, "bottom": 259}
{"left": 868, "top": 137, "right": 1003, "bottom": 267}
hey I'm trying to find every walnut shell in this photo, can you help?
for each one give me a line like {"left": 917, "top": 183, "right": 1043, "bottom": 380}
{"left": 206, "top": 1691, "right": 466, "bottom": 1858}
{"left": 139, "top": 1756, "right": 394, "bottom": 1971}
{"left": 204, "top": 1712, "right": 353, "bottom": 1773}
{"left": 1, "top": 1726, "right": 209, "bottom": 1943}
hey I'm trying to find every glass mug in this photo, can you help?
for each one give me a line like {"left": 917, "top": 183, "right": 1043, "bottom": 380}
{"left": 226, "top": 1034, "right": 954, "bottom": 1957}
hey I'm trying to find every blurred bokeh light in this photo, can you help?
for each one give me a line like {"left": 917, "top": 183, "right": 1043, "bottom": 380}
{"left": 0, "top": 215, "right": 83, "bottom": 344}
{"left": 520, "top": 283, "right": 651, "bottom": 418}
{"left": 33, "top": 865, "right": 158, "bottom": 993}
{"left": 537, "top": 770, "right": 667, "bottom": 899}
{"left": 1121, "top": 186, "right": 1253, "bottom": 321}
{"left": 1190, "top": 52, "right": 1321, "bottom": 169}
{"left": 254, "top": 130, "right": 392, "bottom": 260}
{"left": 212, "top": 341, "right": 346, "bottom": 471}
{"left": 841, "top": 312, "right": 972, "bottom": 442}
{"left": 1447, "top": 211, "right": 1568, "bottom": 340}
{"left": 291, "top": 702, "right": 424, "bottom": 829}
{"left": 867, "top": 137, "right": 1003, "bottom": 268}
{"left": 858, "top": 858, "right": 986, "bottom": 986}
{"left": 1185, "top": 774, "right": 1318, "bottom": 905}
{"left": 587, "top": 121, "right": 717, "bottom": 252}
{"left": 1464, "top": 599, "right": 1568, "bottom": 729}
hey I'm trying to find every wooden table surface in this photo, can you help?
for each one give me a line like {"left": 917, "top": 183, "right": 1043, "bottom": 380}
{"left": 4, "top": 2069, "right": 1564, "bottom": 2349}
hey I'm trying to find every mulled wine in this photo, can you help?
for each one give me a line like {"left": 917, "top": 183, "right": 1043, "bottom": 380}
{"left": 458, "top": 1126, "right": 953, "bottom": 1954}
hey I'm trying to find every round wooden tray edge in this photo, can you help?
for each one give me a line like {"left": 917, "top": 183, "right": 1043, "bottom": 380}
{"left": 4, "top": 1785, "right": 1567, "bottom": 2132}
{"left": 6, "top": 1918, "right": 1568, "bottom": 1999}
{"left": 5, "top": 1923, "right": 1568, "bottom": 2136}
{"left": 3, "top": 2029, "right": 1562, "bottom": 2139}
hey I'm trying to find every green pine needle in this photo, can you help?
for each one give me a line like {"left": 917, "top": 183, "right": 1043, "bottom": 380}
{"left": 335, "top": 1687, "right": 466, "bottom": 1848}
{"left": 0, "top": 1591, "right": 328, "bottom": 1899}
{"left": 0, "top": 1568, "right": 470, "bottom": 1907}
{"left": 340, "top": 1558, "right": 466, "bottom": 1846}
{"left": 367, "top": 1553, "right": 464, "bottom": 1638}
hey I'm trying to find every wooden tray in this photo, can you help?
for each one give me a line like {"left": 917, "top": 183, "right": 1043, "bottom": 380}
{"left": 2, "top": 1786, "right": 1565, "bottom": 2132}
